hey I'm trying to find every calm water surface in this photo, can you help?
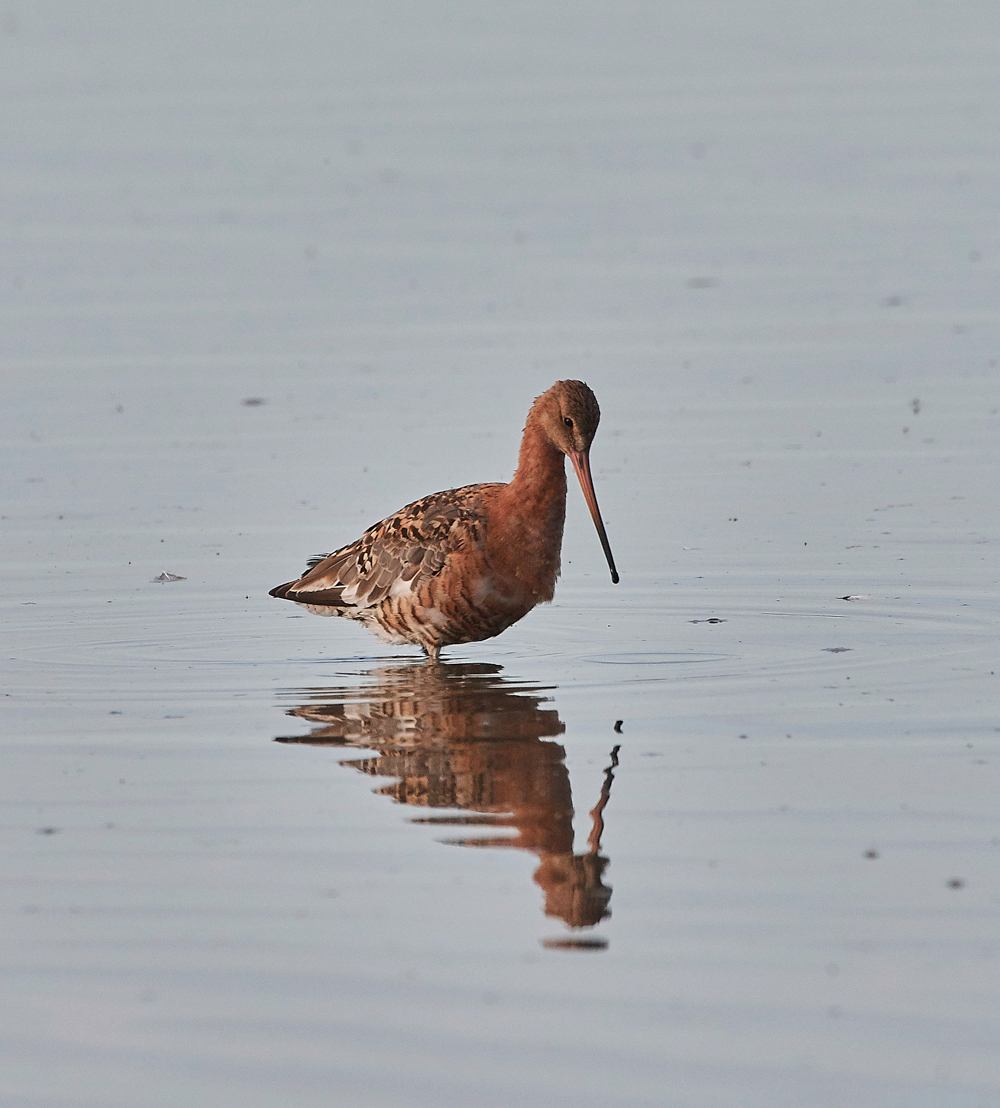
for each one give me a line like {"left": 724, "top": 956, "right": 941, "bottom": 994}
{"left": 3, "top": 3, "right": 999, "bottom": 1106}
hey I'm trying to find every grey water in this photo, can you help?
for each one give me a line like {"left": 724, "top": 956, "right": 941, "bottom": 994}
{"left": 3, "top": 3, "right": 999, "bottom": 1105}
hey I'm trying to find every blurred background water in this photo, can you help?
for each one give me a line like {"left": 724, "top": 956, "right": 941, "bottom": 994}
{"left": 2, "top": 2, "right": 999, "bottom": 1105}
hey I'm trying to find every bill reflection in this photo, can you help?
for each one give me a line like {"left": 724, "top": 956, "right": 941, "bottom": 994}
{"left": 275, "top": 662, "right": 618, "bottom": 935}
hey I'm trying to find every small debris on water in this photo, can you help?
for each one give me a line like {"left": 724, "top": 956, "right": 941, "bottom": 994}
{"left": 864, "top": 849, "right": 879, "bottom": 859}
{"left": 152, "top": 571, "right": 186, "bottom": 582}
{"left": 242, "top": 397, "right": 267, "bottom": 406}
{"left": 823, "top": 647, "right": 852, "bottom": 653}
{"left": 839, "top": 595, "right": 873, "bottom": 601}
{"left": 947, "top": 878, "right": 965, "bottom": 889}
{"left": 36, "top": 827, "right": 60, "bottom": 835}
{"left": 690, "top": 617, "right": 726, "bottom": 624}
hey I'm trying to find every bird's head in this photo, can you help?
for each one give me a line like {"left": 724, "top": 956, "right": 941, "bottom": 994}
{"left": 535, "top": 379, "right": 602, "bottom": 455}
{"left": 531, "top": 379, "right": 618, "bottom": 584}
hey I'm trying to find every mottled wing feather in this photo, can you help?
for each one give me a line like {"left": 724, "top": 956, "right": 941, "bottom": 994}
{"left": 270, "top": 484, "right": 497, "bottom": 611}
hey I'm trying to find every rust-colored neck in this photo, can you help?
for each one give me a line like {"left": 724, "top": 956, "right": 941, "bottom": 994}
{"left": 509, "top": 412, "right": 567, "bottom": 501}
{"left": 491, "top": 411, "right": 567, "bottom": 601}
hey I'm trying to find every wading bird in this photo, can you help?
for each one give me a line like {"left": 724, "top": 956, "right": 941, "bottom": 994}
{"left": 270, "top": 380, "right": 618, "bottom": 659}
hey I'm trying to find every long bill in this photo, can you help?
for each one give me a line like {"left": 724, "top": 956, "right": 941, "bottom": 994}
{"left": 568, "top": 450, "right": 620, "bottom": 584}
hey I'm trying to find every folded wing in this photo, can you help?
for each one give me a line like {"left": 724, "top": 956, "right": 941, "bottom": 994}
{"left": 269, "top": 485, "right": 495, "bottom": 611}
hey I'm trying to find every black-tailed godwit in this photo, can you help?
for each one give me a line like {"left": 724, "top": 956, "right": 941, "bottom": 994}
{"left": 269, "top": 380, "right": 618, "bottom": 659}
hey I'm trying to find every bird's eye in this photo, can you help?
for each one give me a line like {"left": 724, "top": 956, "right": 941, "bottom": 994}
{"left": 563, "top": 417, "right": 574, "bottom": 428}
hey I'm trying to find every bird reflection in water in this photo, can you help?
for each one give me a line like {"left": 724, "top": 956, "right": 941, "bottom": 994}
{"left": 275, "top": 661, "right": 619, "bottom": 935}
